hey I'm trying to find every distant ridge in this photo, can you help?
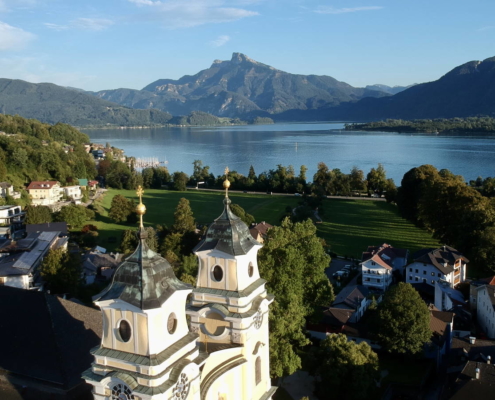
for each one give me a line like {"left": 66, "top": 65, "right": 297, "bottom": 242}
{"left": 0, "top": 79, "right": 173, "bottom": 126}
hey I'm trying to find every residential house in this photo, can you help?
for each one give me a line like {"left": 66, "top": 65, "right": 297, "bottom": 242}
{"left": 0, "top": 182, "right": 20, "bottom": 199}
{"left": 477, "top": 284, "right": 495, "bottom": 339}
{"left": 449, "top": 336, "right": 495, "bottom": 369}
{"left": 448, "top": 360, "right": 495, "bottom": 399}
{"left": 332, "top": 284, "right": 374, "bottom": 323}
{"left": 26, "top": 222, "right": 68, "bottom": 236}
{"left": 435, "top": 279, "right": 466, "bottom": 311}
{"left": 406, "top": 246, "right": 468, "bottom": 288}
{"left": 62, "top": 185, "right": 82, "bottom": 201}
{"left": 0, "top": 205, "right": 24, "bottom": 226}
{"left": 0, "top": 231, "right": 66, "bottom": 290}
{"left": 361, "top": 243, "right": 408, "bottom": 291}
{"left": 27, "top": 181, "right": 63, "bottom": 205}
{"left": 0, "top": 286, "right": 102, "bottom": 400}
{"left": 470, "top": 276, "right": 495, "bottom": 311}
{"left": 426, "top": 308, "right": 454, "bottom": 367}
{"left": 81, "top": 249, "right": 121, "bottom": 285}
{"left": 249, "top": 221, "right": 273, "bottom": 243}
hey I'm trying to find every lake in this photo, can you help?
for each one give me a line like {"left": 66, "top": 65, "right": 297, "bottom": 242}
{"left": 83, "top": 122, "right": 495, "bottom": 183}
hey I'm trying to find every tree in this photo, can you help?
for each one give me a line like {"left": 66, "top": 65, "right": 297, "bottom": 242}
{"left": 25, "top": 205, "right": 52, "bottom": 224}
{"left": 109, "top": 194, "right": 134, "bottom": 223}
{"left": 383, "top": 178, "right": 397, "bottom": 203}
{"left": 173, "top": 171, "right": 188, "bottom": 191}
{"left": 370, "top": 282, "right": 431, "bottom": 355}
{"left": 172, "top": 198, "right": 196, "bottom": 234}
{"left": 40, "top": 248, "right": 83, "bottom": 295}
{"left": 350, "top": 166, "right": 367, "bottom": 192}
{"left": 230, "top": 203, "right": 255, "bottom": 226}
{"left": 55, "top": 204, "right": 89, "bottom": 228}
{"left": 312, "top": 334, "right": 379, "bottom": 400}
{"left": 258, "top": 218, "right": 334, "bottom": 378}
{"left": 366, "top": 163, "right": 387, "bottom": 195}
{"left": 106, "top": 160, "right": 132, "bottom": 189}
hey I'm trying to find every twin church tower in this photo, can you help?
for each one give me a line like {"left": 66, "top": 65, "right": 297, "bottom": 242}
{"left": 83, "top": 170, "right": 276, "bottom": 400}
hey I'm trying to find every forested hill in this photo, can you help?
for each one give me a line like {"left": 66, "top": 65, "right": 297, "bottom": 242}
{"left": 0, "top": 114, "right": 96, "bottom": 188}
{"left": 92, "top": 52, "right": 387, "bottom": 117}
{"left": 0, "top": 79, "right": 173, "bottom": 127}
{"left": 326, "top": 56, "right": 495, "bottom": 121}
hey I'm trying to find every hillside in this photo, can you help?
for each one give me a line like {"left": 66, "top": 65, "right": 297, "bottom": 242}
{"left": 0, "top": 79, "right": 173, "bottom": 126}
{"left": 93, "top": 52, "right": 387, "bottom": 117}
{"left": 332, "top": 57, "right": 495, "bottom": 120}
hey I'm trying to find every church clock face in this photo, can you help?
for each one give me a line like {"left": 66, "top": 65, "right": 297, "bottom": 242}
{"left": 254, "top": 308, "right": 263, "bottom": 329}
{"left": 111, "top": 383, "right": 134, "bottom": 400}
{"left": 173, "top": 372, "right": 190, "bottom": 399}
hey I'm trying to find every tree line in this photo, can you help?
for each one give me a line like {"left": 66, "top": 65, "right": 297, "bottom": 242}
{"left": 346, "top": 116, "right": 495, "bottom": 134}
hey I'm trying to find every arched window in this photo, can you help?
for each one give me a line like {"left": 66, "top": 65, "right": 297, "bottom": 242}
{"left": 255, "top": 356, "right": 261, "bottom": 385}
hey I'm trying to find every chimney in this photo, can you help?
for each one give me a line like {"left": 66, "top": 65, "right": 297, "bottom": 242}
{"left": 475, "top": 368, "right": 480, "bottom": 380}
{"left": 469, "top": 336, "right": 476, "bottom": 345}
{"left": 488, "top": 356, "right": 492, "bottom": 365}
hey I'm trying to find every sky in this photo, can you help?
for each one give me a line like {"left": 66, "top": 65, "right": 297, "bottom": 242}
{"left": 0, "top": 0, "right": 494, "bottom": 92}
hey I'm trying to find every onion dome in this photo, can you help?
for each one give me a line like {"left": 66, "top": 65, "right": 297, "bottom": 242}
{"left": 94, "top": 186, "right": 190, "bottom": 310}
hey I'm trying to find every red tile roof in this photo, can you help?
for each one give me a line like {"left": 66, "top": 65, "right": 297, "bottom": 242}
{"left": 361, "top": 243, "right": 408, "bottom": 270}
{"left": 26, "top": 181, "right": 59, "bottom": 190}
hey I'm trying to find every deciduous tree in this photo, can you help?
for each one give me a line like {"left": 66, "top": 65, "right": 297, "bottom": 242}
{"left": 109, "top": 194, "right": 134, "bottom": 223}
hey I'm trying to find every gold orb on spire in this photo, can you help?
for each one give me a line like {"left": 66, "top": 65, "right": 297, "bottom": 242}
{"left": 223, "top": 166, "right": 231, "bottom": 190}
{"left": 135, "top": 186, "right": 146, "bottom": 216}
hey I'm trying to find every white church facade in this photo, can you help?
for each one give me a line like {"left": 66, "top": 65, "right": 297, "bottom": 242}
{"left": 83, "top": 179, "right": 276, "bottom": 400}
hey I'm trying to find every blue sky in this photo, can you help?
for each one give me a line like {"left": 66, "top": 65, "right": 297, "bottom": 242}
{"left": 0, "top": 0, "right": 493, "bottom": 91}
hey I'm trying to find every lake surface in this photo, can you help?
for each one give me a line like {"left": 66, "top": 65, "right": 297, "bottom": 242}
{"left": 83, "top": 122, "right": 495, "bottom": 183}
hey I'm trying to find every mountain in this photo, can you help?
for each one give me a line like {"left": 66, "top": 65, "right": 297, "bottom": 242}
{"left": 333, "top": 57, "right": 495, "bottom": 120}
{"left": 0, "top": 79, "right": 173, "bottom": 126}
{"left": 93, "top": 53, "right": 387, "bottom": 117}
{"left": 365, "top": 84, "right": 415, "bottom": 95}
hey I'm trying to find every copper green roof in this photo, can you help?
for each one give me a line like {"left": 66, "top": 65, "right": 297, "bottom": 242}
{"left": 94, "top": 228, "right": 191, "bottom": 310}
{"left": 194, "top": 197, "right": 260, "bottom": 256}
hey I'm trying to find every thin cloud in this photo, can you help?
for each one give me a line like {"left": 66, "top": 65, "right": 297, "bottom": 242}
{"left": 0, "top": 21, "right": 35, "bottom": 51}
{"left": 478, "top": 26, "right": 495, "bottom": 32}
{"left": 128, "top": 0, "right": 259, "bottom": 29}
{"left": 44, "top": 22, "right": 68, "bottom": 31}
{"left": 315, "top": 6, "right": 383, "bottom": 14}
{"left": 71, "top": 18, "right": 114, "bottom": 31}
{"left": 209, "top": 35, "right": 230, "bottom": 47}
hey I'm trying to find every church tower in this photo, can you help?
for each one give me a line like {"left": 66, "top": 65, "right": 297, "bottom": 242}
{"left": 187, "top": 168, "right": 276, "bottom": 400}
{"left": 83, "top": 187, "right": 206, "bottom": 400}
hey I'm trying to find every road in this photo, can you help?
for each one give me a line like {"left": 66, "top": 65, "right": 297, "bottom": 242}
{"left": 190, "top": 187, "right": 386, "bottom": 201}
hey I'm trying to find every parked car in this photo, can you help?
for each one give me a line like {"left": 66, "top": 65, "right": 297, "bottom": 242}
{"left": 332, "top": 270, "right": 349, "bottom": 278}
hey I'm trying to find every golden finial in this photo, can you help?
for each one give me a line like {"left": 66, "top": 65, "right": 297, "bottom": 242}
{"left": 135, "top": 185, "right": 146, "bottom": 228}
{"left": 223, "top": 166, "right": 231, "bottom": 197}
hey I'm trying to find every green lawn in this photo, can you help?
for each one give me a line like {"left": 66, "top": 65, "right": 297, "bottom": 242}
{"left": 318, "top": 199, "right": 440, "bottom": 259}
{"left": 91, "top": 190, "right": 440, "bottom": 257}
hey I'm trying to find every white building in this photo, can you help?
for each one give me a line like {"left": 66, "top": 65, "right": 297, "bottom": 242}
{"left": 62, "top": 185, "right": 82, "bottom": 201}
{"left": 406, "top": 246, "right": 468, "bottom": 288}
{"left": 83, "top": 182, "right": 276, "bottom": 400}
{"left": 434, "top": 279, "right": 465, "bottom": 311}
{"left": 477, "top": 285, "right": 495, "bottom": 339}
{"left": 26, "top": 181, "right": 62, "bottom": 206}
{"left": 360, "top": 244, "right": 407, "bottom": 291}
{"left": 0, "top": 205, "right": 24, "bottom": 225}
{"left": 0, "top": 231, "right": 66, "bottom": 289}
{"left": 332, "top": 284, "right": 373, "bottom": 323}
{"left": 0, "top": 182, "right": 20, "bottom": 199}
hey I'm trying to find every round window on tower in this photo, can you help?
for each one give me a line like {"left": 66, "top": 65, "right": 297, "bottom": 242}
{"left": 212, "top": 265, "right": 224, "bottom": 282}
{"left": 167, "top": 312, "right": 178, "bottom": 334}
{"left": 248, "top": 262, "right": 254, "bottom": 277}
{"left": 118, "top": 320, "right": 132, "bottom": 342}
{"left": 111, "top": 383, "right": 134, "bottom": 400}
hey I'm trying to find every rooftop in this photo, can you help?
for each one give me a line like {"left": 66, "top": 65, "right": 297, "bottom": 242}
{"left": 413, "top": 246, "right": 468, "bottom": 275}
{"left": 333, "top": 284, "right": 370, "bottom": 310}
{"left": 26, "top": 181, "right": 60, "bottom": 190}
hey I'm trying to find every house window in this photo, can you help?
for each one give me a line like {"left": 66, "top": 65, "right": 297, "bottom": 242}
{"left": 409, "top": 276, "right": 413, "bottom": 281}
{"left": 255, "top": 356, "right": 261, "bottom": 385}
{"left": 423, "top": 278, "right": 426, "bottom": 283}
{"left": 415, "top": 269, "right": 418, "bottom": 273}
{"left": 438, "top": 273, "right": 441, "bottom": 277}
{"left": 431, "top": 280, "right": 435, "bottom": 285}
{"left": 415, "top": 277, "right": 419, "bottom": 282}
{"left": 423, "top": 271, "right": 426, "bottom": 275}
{"left": 365, "top": 278, "right": 370, "bottom": 282}
{"left": 371, "top": 262, "right": 375, "bottom": 265}
{"left": 409, "top": 268, "right": 412, "bottom": 272}
{"left": 431, "top": 272, "right": 435, "bottom": 276}
{"left": 0, "top": 277, "right": 5, "bottom": 285}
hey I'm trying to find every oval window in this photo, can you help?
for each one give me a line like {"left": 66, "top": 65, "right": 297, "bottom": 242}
{"left": 248, "top": 262, "right": 254, "bottom": 277}
{"left": 167, "top": 312, "right": 177, "bottom": 334}
{"left": 213, "top": 265, "right": 223, "bottom": 282}
{"left": 119, "top": 320, "right": 132, "bottom": 342}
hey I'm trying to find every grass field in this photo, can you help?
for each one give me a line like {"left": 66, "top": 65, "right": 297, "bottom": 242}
{"left": 91, "top": 189, "right": 440, "bottom": 256}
